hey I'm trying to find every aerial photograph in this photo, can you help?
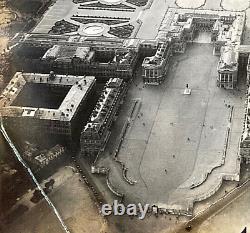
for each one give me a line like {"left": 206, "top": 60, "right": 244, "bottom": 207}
{"left": 0, "top": 0, "right": 249, "bottom": 232}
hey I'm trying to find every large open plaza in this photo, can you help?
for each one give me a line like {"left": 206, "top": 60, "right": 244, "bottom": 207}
{"left": 94, "top": 42, "right": 244, "bottom": 213}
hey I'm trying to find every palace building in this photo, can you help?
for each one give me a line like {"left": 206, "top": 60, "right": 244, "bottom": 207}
{"left": 12, "top": 37, "right": 140, "bottom": 80}
{"left": 9, "top": 4, "right": 245, "bottom": 88}
{"left": 80, "top": 78, "right": 127, "bottom": 157}
{"left": 141, "top": 8, "right": 245, "bottom": 87}
{"left": 41, "top": 44, "right": 138, "bottom": 79}
{"left": 0, "top": 72, "right": 96, "bottom": 142}
{"left": 240, "top": 87, "right": 250, "bottom": 164}
{"left": 217, "top": 45, "right": 239, "bottom": 89}
{"left": 142, "top": 40, "right": 172, "bottom": 85}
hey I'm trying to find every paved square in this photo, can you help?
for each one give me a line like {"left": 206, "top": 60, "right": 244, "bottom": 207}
{"left": 96, "top": 43, "right": 244, "bottom": 212}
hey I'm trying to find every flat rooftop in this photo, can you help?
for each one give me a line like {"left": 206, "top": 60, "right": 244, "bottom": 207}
{"left": 95, "top": 43, "right": 243, "bottom": 212}
{"left": 156, "top": 7, "right": 245, "bottom": 41}
{"left": 0, "top": 72, "right": 96, "bottom": 121}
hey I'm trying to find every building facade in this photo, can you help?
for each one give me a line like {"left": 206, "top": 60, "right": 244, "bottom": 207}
{"left": 80, "top": 78, "right": 127, "bottom": 156}
{"left": 142, "top": 8, "right": 245, "bottom": 88}
{"left": 142, "top": 40, "right": 172, "bottom": 85}
{"left": 247, "top": 55, "right": 250, "bottom": 85}
{"left": 217, "top": 46, "right": 239, "bottom": 89}
{"left": 23, "top": 142, "right": 65, "bottom": 169}
{"left": 0, "top": 72, "right": 96, "bottom": 141}
{"left": 11, "top": 36, "right": 139, "bottom": 80}
{"left": 240, "top": 87, "right": 250, "bottom": 164}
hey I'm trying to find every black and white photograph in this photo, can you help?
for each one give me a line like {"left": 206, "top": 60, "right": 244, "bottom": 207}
{"left": 0, "top": 0, "right": 249, "bottom": 232}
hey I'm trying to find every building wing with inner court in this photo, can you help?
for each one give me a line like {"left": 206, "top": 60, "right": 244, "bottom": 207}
{"left": 0, "top": 72, "right": 96, "bottom": 140}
